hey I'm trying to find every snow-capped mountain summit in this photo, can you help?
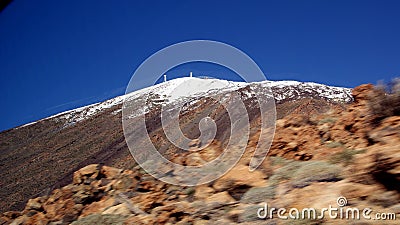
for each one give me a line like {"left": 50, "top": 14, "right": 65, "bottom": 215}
{"left": 18, "top": 77, "right": 352, "bottom": 129}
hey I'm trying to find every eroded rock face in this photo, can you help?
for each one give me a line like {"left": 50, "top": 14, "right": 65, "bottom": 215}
{"left": 351, "top": 139, "right": 400, "bottom": 188}
{"left": 352, "top": 84, "right": 375, "bottom": 103}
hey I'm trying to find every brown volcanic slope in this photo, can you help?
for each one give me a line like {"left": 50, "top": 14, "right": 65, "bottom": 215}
{"left": 1, "top": 84, "right": 399, "bottom": 225}
{"left": 0, "top": 79, "right": 351, "bottom": 213}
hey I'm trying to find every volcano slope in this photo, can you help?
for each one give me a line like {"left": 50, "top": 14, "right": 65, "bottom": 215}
{"left": 1, "top": 82, "right": 399, "bottom": 224}
{"left": 8, "top": 78, "right": 400, "bottom": 225}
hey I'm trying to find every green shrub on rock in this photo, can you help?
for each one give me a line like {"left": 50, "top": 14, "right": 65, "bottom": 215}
{"left": 291, "top": 161, "right": 342, "bottom": 188}
{"left": 70, "top": 214, "right": 128, "bottom": 225}
{"left": 241, "top": 185, "right": 276, "bottom": 204}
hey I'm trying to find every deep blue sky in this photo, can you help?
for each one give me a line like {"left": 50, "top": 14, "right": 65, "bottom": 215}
{"left": 154, "top": 62, "right": 245, "bottom": 84}
{"left": 1, "top": 0, "right": 399, "bottom": 131}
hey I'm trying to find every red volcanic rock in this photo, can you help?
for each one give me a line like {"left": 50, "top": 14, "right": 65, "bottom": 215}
{"left": 352, "top": 83, "right": 374, "bottom": 103}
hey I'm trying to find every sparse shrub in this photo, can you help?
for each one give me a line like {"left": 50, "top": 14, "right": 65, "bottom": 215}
{"left": 318, "top": 117, "right": 337, "bottom": 125}
{"left": 329, "top": 148, "right": 366, "bottom": 166}
{"left": 291, "top": 161, "right": 342, "bottom": 188}
{"left": 369, "top": 78, "right": 400, "bottom": 122}
{"left": 70, "top": 214, "right": 127, "bottom": 225}
{"left": 238, "top": 204, "right": 266, "bottom": 222}
{"left": 325, "top": 141, "right": 343, "bottom": 148}
{"left": 241, "top": 185, "right": 276, "bottom": 204}
{"left": 270, "top": 156, "right": 291, "bottom": 166}
{"left": 184, "top": 187, "right": 195, "bottom": 196}
{"left": 269, "top": 160, "right": 302, "bottom": 184}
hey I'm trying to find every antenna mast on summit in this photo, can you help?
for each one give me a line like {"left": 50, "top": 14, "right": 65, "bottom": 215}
{"left": 163, "top": 74, "right": 167, "bottom": 82}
